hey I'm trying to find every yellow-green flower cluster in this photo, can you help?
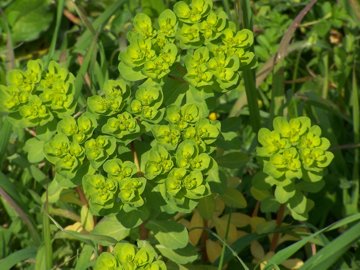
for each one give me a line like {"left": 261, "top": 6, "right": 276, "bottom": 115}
{"left": 130, "top": 79, "right": 164, "bottom": 122}
{"left": 119, "top": 10, "right": 178, "bottom": 80}
{"left": 0, "top": 60, "right": 76, "bottom": 127}
{"left": 119, "top": 0, "right": 254, "bottom": 92}
{"left": 257, "top": 117, "right": 333, "bottom": 183}
{"left": 83, "top": 158, "right": 145, "bottom": 215}
{"left": 44, "top": 113, "right": 97, "bottom": 180}
{"left": 174, "top": 0, "right": 254, "bottom": 91}
{"left": 87, "top": 79, "right": 130, "bottom": 116}
{"left": 148, "top": 103, "right": 220, "bottom": 212}
{"left": 94, "top": 242, "right": 166, "bottom": 270}
{"left": 102, "top": 111, "right": 140, "bottom": 142}
{"left": 84, "top": 135, "right": 117, "bottom": 169}
{"left": 254, "top": 116, "right": 334, "bottom": 220}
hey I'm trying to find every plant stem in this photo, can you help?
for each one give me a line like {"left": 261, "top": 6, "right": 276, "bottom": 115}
{"left": 270, "top": 204, "right": 286, "bottom": 251}
{"left": 200, "top": 220, "right": 209, "bottom": 263}
{"left": 139, "top": 223, "right": 149, "bottom": 240}
{"left": 252, "top": 201, "right": 260, "bottom": 217}
{"left": 76, "top": 186, "right": 88, "bottom": 207}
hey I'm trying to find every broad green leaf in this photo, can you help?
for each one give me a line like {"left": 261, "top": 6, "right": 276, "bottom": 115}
{"left": 222, "top": 188, "right": 247, "bottom": 208}
{"left": 260, "top": 197, "right": 280, "bottom": 213}
{"left": 42, "top": 180, "right": 63, "bottom": 204}
{"left": 92, "top": 216, "right": 130, "bottom": 241}
{"left": 117, "top": 207, "right": 149, "bottom": 228}
{"left": 197, "top": 194, "right": 216, "bottom": 220}
{"left": 23, "top": 137, "right": 45, "bottom": 163}
{"left": 5, "top": 0, "right": 53, "bottom": 43}
{"left": 156, "top": 244, "right": 198, "bottom": 265}
{"left": 146, "top": 220, "right": 189, "bottom": 249}
{"left": 216, "top": 152, "right": 249, "bottom": 169}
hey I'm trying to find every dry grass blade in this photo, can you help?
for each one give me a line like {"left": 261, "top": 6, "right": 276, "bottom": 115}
{"left": 256, "top": 0, "right": 317, "bottom": 87}
{"left": 348, "top": 0, "right": 360, "bottom": 21}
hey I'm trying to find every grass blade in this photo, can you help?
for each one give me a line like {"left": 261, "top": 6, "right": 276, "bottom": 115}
{"left": 270, "top": 67, "right": 285, "bottom": 119}
{"left": 344, "top": 66, "right": 360, "bottom": 215}
{"left": 45, "top": 0, "right": 65, "bottom": 65}
{"left": 43, "top": 187, "right": 52, "bottom": 269}
{"left": 231, "top": 0, "right": 260, "bottom": 132}
{"left": 0, "top": 118, "right": 12, "bottom": 166}
{"left": 0, "top": 247, "right": 37, "bottom": 270}
{"left": 265, "top": 213, "right": 360, "bottom": 268}
{"left": 74, "top": 0, "right": 126, "bottom": 53}
{"left": 301, "top": 221, "right": 360, "bottom": 269}
{"left": 74, "top": 244, "right": 94, "bottom": 270}
{"left": 0, "top": 186, "right": 41, "bottom": 246}
{"left": 257, "top": 0, "right": 317, "bottom": 87}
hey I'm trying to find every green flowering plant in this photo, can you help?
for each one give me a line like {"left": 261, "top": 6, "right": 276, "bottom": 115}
{"left": 119, "top": 0, "right": 254, "bottom": 93}
{"left": 94, "top": 241, "right": 166, "bottom": 270}
{"left": 0, "top": 0, "right": 256, "bottom": 267}
{"left": 0, "top": 60, "right": 75, "bottom": 127}
{"left": 253, "top": 116, "right": 334, "bottom": 220}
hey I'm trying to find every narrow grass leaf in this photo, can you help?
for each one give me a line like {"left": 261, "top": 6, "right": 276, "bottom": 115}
{"left": 0, "top": 186, "right": 41, "bottom": 245}
{"left": 0, "top": 247, "right": 36, "bottom": 270}
{"left": 74, "top": 0, "right": 126, "bottom": 53}
{"left": 301, "top": 221, "right": 360, "bottom": 269}
{"left": 45, "top": 0, "right": 64, "bottom": 65}
{"left": 265, "top": 213, "right": 360, "bottom": 268}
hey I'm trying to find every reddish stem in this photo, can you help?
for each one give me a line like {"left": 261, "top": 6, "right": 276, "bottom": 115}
{"left": 252, "top": 201, "right": 260, "bottom": 217}
{"left": 76, "top": 186, "right": 88, "bottom": 207}
{"left": 200, "top": 220, "right": 209, "bottom": 263}
{"left": 270, "top": 204, "right": 286, "bottom": 251}
{"left": 139, "top": 223, "right": 149, "bottom": 240}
